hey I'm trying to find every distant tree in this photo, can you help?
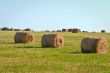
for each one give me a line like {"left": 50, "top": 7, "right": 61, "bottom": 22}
{"left": 1, "top": 27, "right": 10, "bottom": 31}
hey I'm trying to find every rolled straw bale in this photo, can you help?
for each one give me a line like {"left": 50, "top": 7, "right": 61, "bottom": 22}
{"left": 81, "top": 37, "right": 108, "bottom": 53}
{"left": 24, "top": 28, "right": 32, "bottom": 31}
{"left": 62, "top": 29, "right": 68, "bottom": 32}
{"left": 57, "top": 30, "right": 61, "bottom": 32}
{"left": 14, "top": 32, "right": 34, "bottom": 43}
{"left": 72, "top": 29, "right": 81, "bottom": 33}
{"left": 68, "top": 29, "right": 73, "bottom": 32}
{"left": 41, "top": 34, "right": 64, "bottom": 48}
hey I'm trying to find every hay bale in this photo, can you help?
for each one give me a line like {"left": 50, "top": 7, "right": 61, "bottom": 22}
{"left": 72, "top": 28, "right": 81, "bottom": 33}
{"left": 57, "top": 30, "right": 61, "bottom": 32}
{"left": 14, "top": 32, "right": 34, "bottom": 43}
{"left": 10, "top": 28, "right": 14, "bottom": 31}
{"left": 68, "top": 29, "right": 72, "bottom": 32}
{"left": 62, "top": 29, "right": 68, "bottom": 32}
{"left": 81, "top": 37, "right": 108, "bottom": 53}
{"left": 82, "top": 31, "right": 88, "bottom": 32}
{"left": 41, "top": 34, "right": 64, "bottom": 48}
{"left": 24, "top": 28, "right": 32, "bottom": 31}
{"left": 14, "top": 29, "right": 21, "bottom": 31}
{"left": 101, "top": 30, "right": 106, "bottom": 33}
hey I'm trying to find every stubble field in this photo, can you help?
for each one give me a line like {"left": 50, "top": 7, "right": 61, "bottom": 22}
{"left": 0, "top": 31, "right": 110, "bottom": 73}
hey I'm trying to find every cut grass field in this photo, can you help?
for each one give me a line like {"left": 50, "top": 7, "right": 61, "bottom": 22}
{"left": 0, "top": 31, "right": 110, "bottom": 73}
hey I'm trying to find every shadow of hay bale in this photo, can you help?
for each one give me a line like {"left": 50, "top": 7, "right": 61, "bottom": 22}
{"left": 15, "top": 44, "right": 41, "bottom": 48}
{"left": 66, "top": 52, "right": 82, "bottom": 54}
{"left": 66, "top": 51, "right": 98, "bottom": 54}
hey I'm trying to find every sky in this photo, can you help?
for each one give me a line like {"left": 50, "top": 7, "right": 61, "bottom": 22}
{"left": 0, "top": 0, "right": 110, "bottom": 32}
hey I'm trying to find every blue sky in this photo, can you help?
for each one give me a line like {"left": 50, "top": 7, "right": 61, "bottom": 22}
{"left": 0, "top": 0, "right": 110, "bottom": 31}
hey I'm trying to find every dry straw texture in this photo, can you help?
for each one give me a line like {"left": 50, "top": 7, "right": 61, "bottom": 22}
{"left": 62, "top": 29, "right": 68, "bottom": 32}
{"left": 41, "top": 34, "right": 64, "bottom": 48}
{"left": 81, "top": 37, "right": 108, "bottom": 53}
{"left": 14, "top": 32, "right": 34, "bottom": 43}
{"left": 72, "top": 29, "right": 81, "bottom": 33}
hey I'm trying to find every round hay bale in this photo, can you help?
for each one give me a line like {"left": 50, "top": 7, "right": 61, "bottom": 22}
{"left": 82, "top": 31, "right": 88, "bottom": 32}
{"left": 41, "top": 34, "right": 64, "bottom": 48}
{"left": 101, "top": 30, "right": 106, "bottom": 33}
{"left": 14, "top": 32, "right": 34, "bottom": 43}
{"left": 24, "top": 28, "right": 32, "bottom": 31}
{"left": 62, "top": 29, "right": 68, "bottom": 32}
{"left": 57, "top": 30, "right": 61, "bottom": 32}
{"left": 68, "top": 29, "right": 73, "bottom": 32}
{"left": 81, "top": 37, "right": 108, "bottom": 53}
{"left": 72, "top": 29, "right": 81, "bottom": 33}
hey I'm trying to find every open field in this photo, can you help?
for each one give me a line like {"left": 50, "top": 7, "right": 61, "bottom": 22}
{"left": 0, "top": 31, "right": 110, "bottom": 73}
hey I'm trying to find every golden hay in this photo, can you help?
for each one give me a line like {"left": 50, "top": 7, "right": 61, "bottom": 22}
{"left": 62, "top": 29, "right": 68, "bottom": 32}
{"left": 14, "top": 32, "right": 34, "bottom": 43}
{"left": 81, "top": 37, "right": 108, "bottom": 53}
{"left": 72, "top": 29, "right": 81, "bottom": 33}
{"left": 41, "top": 34, "right": 64, "bottom": 48}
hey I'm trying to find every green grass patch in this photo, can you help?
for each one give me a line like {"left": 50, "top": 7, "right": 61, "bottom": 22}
{"left": 0, "top": 31, "right": 110, "bottom": 73}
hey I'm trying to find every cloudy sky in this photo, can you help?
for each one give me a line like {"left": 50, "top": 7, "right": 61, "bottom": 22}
{"left": 0, "top": 0, "right": 110, "bottom": 31}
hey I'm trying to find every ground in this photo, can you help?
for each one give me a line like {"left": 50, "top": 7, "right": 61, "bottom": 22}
{"left": 0, "top": 31, "right": 110, "bottom": 73}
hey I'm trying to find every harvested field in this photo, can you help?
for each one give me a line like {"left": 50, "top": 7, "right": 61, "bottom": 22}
{"left": 0, "top": 31, "right": 110, "bottom": 73}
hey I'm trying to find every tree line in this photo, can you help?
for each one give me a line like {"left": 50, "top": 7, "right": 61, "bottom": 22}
{"left": 0, "top": 27, "right": 32, "bottom": 31}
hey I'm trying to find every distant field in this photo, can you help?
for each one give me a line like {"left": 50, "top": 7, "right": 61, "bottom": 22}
{"left": 0, "top": 31, "right": 110, "bottom": 73}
